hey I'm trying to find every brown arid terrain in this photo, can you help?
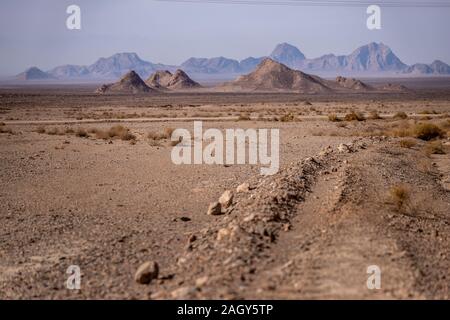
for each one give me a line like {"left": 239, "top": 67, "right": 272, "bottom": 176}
{"left": 219, "top": 59, "right": 408, "bottom": 94}
{"left": 0, "top": 80, "right": 449, "bottom": 299}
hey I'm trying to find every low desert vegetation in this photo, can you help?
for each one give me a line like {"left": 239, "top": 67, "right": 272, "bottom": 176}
{"left": 46, "top": 127, "right": 62, "bottom": 135}
{"left": 390, "top": 184, "right": 411, "bottom": 212}
{"left": 424, "top": 140, "right": 446, "bottom": 155}
{"left": 147, "top": 128, "right": 175, "bottom": 141}
{"left": 279, "top": 113, "right": 296, "bottom": 122}
{"left": 344, "top": 111, "right": 365, "bottom": 121}
{"left": 328, "top": 113, "right": 340, "bottom": 122}
{"left": 35, "top": 126, "right": 46, "bottom": 134}
{"left": 91, "top": 125, "right": 136, "bottom": 141}
{"left": 389, "top": 121, "right": 446, "bottom": 141}
{"left": 439, "top": 119, "right": 450, "bottom": 130}
{"left": 393, "top": 111, "right": 408, "bottom": 120}
{"left": 412, "top": 123, "right": 445, "bottom": 141}
{"left": 75, "top": 128, "right": 89, "bottom": 138}
{"left": 0, "top": 126, "right": 13, "bottom": 134}
{"left": 368, "top": 110, "right": 382, "bottom": 120}
{"left": 237, "top": 113, "right": 251, "bottom": 121}
{"left": 399, "top": 139, "right": 417, "bottom": 149}
{"left": 419, "top": 109, "right": 439, "bottom": 115}
{"left": 35, "top": 126, "right": 76, "bottom": 136}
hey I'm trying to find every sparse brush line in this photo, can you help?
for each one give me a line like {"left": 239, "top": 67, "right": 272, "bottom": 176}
{"left": 155, "top": 0, "right": 450, "bottom": 7}
{"left": 3, "top": 113, "right": 446, "bottom": 126}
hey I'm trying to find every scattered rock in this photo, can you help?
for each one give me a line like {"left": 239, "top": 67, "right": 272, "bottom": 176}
{"left": 236, "top": 182, "right": 250, "bottom": 193}
{"left": 219, "top": 190, "right": 233, "bottom": 208}
{"left": 150, "top": 291, "right": 166, "bottom": 300}
{"left": 207, "top": 202, "right": 222, "bottom": 215}
{"left": 217, "top": 228, "right": 231, "bottom": 241}
{"left": 171, "top": 286, "right": 197, "bottom": 299}
{"left": 195, "top": 276, "right": 209, "bottom": 287}
{"left": 319, "top": 146, "right": 333, "bottom": 156}
{"left": 337, "top": 143, "right": 351, "bottom": 153}
{"left": 134, "top": 261, "right": 159, "bottom": 284}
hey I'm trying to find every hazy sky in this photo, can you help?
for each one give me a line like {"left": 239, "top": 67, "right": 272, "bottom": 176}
{"left": 0, "top": 0, "right": 449, "bottom": 75}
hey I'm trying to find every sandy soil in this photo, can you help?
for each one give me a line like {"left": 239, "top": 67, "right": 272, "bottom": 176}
{"left": 0, "top": 85, "right": 449, "bottom": 299}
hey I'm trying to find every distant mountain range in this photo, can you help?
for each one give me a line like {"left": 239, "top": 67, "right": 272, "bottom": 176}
{"left": 15, "top": 42, "right": 450, "bottom": 81}
{"left": 16, "top": 67, "right": 56, "bottom": 80}
{"left": 94, "top": 58, "right": 408, "bottom": 94}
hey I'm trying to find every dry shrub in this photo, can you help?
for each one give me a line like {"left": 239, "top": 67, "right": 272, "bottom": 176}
{"left": 368, "top": 110, "right": 382, "bottom": 120}
{"left": 94, "top": 125, "right": 136, "bottom": 141}
{"left": 148, "top": 139, "right": 161, "bottom": 147}
{"left": 94, "top": 130, "right": 110, "bottom": 140}
{"left": 419, "top": 110, "right": 438, "bottom": 115}
{"left": 238, "top": 113, "right": 251, "bottom": 121}
{"left": 148, "top": 127, "right": 175, "bottom": 141}
{"left": 399, "top": 139, "right": 417, "bottom": 149}
{"left": 413, "top": 123, "right": 445, "bottom": 141}
{"left": 35, "top": 126, "right": 46, "bottom": 134}
{"left": 46, "top": 127, "right": 60, "bottom": 135}
{"left": 424, "top": 140, "right": 446, "bottom": 155}
{"left": 328, "top": 114, "right": 340, "bottom": 122}
{"left": 147, "top": 131, "right": 166, "bottom": 140}
{"left": 164, "top": 127, "right": 175, "bottom": 138}
{"left": 279, "top": 113, "right": 295, "bottom": 122}
{"left": 75, "top": 128, "right": 88, "bottom": 138}
{"left": 393, "top": 112, "right": 408, "bottom": 120}
{"left": 439, "top": 119, "right": 450, "bottom": 130}
{"left": 344, "top": 111, "right": 365, "bottom": 121}
{"left": 390, "top": 184, "right": 411, "bottom": 212}
{"left": 388, "top": 121, "right": 445, "bottom": 141}
{"left": 109, "top": 125, "right": 135, "bottom": 140}
{"left": 0, "top": 126, "right": 13, "bottom": 134}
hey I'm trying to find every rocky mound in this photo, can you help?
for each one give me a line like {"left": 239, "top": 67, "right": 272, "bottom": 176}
{"left": 334, "top": 76, "right": 373, "bottom": 91}
{"left": 95, "top": 70, "right": 155, "bottom": 94}
{"left": 146, "top": 69, "right": 200, "bottom": 90}
{"left": 376, "top": 83, "right": 410, "bottom": 92}
{"left": 146, "top": 70, "right": 173, "bottom": 89}
{"left": 166, "top": 69, "right": 201, "bottom": 89}
{"left": 222, "top": 58, "right": 331, "bottom": 93}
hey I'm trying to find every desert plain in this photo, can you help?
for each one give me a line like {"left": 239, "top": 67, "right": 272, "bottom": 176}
{"left": 0, "top": 78, "right": 449, "bottom": 299}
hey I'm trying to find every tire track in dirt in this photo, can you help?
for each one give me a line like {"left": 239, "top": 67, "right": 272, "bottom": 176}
{"left": 244, "top": 143, "right": 449, "bottom": 299}
{"left": 152, "top": 140, "right": 449, "bottom": 299}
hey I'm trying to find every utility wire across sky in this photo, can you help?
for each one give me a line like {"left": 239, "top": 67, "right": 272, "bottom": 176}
{"left": 155, "top": 0, "right": 450, "bottom": 7}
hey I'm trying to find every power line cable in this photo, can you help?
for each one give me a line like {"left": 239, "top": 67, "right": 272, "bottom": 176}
{"left": 154, "top": 0, "right": 450, "bottom": 8}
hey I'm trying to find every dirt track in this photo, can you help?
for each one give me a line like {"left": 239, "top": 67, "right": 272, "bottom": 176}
{"left": 145, "top": 139, "right": 449, "bottom": 299}
{"left": 0, "top": 88, "right": 449, "bottom": 299}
